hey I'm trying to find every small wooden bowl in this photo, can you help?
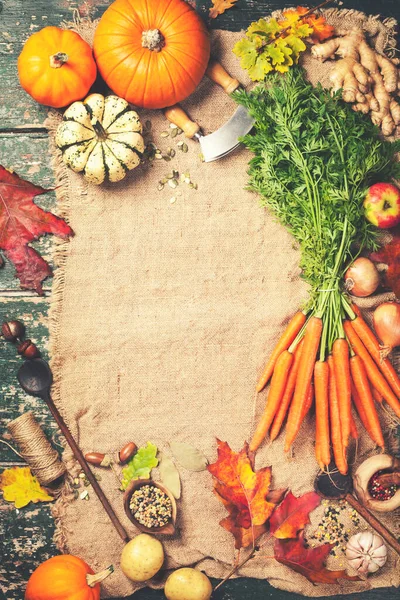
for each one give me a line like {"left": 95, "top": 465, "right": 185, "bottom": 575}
{"left": 123, "top": 479, "right": 177, "bottom": 535}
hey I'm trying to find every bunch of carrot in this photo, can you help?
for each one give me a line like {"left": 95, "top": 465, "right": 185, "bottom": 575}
{"left": 250, "top": 302, "right": 400, "bottom": 474}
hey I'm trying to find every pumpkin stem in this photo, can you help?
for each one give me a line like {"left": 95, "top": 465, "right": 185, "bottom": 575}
{"left": 141, "top": 29, "right": 165, "bottom": 52}
{"left": 49, "top": 52, "right": 69, "bottom": 68}
{"left": 91, "top": 118, "right": 108, "bottom": 141}
{"left": 86, "top": 565, "right": 114, "bottom": 587}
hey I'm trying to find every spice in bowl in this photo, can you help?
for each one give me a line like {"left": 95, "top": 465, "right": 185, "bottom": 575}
{"left": 368, "top": 470, "right": 398, "bottom": 502}
{"left": 129, "top": 484, "right": 172, "bottom": 528}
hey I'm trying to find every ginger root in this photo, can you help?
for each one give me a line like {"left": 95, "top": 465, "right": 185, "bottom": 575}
{"left": 311, "top": 28, "right": 400, "bottom": 136}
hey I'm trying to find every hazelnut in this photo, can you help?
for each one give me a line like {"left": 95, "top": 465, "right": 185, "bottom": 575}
{"left": 1, "top": 320, "right": 25, "bottom": 342}
{"left": 17, "top": 339, "right": 41, "bottom": 359}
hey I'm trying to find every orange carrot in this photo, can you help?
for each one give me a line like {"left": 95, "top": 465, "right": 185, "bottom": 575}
{"left": 314, "top": 360, "right": 330, "bottom": 468}
{"left": 301, "top": 382, "right": 314, "bottom": 420}
{"left": 371, "top": 386, "right": 383, "bottom": 404}
{"left": 332, "top": 338, "right": 351, "bottom": 449}
{"left": 250, "top": 350, "right": 294, "bottom": 451}
{"left": 350, "top": 355, "right": 384, "bottom": 448}
{"left": 350, "top": 412, "right": 358, "bottom": 439}
{"left": 270, "top": 340, "right": 304, "bottom": 441}
{"left": 351, "top": 380, "right": 377, "bottom": 443}
{"left": 344, "top": 320, "right": 400, "bottom": 419}
{"left": 328, "top": 356, "right": 347, "bottom": 475}
{"left": 285, "top": 316, "right": 323, "bottom": 451}
{"left": 257, "top": 311, "right": 307, "bottom": 392}
{"left": 351, "top": 313, "right": 400, "bottom": 398}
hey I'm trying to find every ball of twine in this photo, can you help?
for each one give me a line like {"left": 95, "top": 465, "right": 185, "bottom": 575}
{"left": 7, "top": 412, "right": 66, "bottom": 486}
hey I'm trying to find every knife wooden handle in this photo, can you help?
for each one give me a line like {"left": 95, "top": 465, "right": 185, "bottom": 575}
{"left": 163, "top": 105, "right": 200, "bottom": 138}
{"left": 206, "top": 59, "right": 240, "bottom": 95}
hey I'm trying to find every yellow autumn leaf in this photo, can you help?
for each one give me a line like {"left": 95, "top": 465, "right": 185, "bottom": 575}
{"left": 0, "top": 466, "right": 53, "bottom": 508}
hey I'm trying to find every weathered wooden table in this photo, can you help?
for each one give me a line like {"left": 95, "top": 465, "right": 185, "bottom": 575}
{"left": 1, "top": 1, "right": 399, "bottom": 599}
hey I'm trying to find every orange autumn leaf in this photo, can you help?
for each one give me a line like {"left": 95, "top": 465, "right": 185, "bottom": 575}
{"left": 304, "top": 14, "right": 335, "bottom": 42}
{"left": 208, "top": 440, "right": 276, "bottom": 548}
{"left": 209, "top": 0, "right": 239, "bottom": 19}
{"left": 280, "top": 6, "right": 334, "bottom": 43}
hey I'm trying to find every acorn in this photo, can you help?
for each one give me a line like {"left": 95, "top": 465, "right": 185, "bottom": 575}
{"left": 119, "top": 442, "right": 137, "bottom": 464}
{"left": 17, "top": 339, "right": 41, "bottom": 359}
{"left": 1, "top": 320, "right": 25, "bottom": 342}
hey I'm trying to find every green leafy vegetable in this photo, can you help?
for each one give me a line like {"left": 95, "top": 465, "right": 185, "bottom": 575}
{"left": 120, "top": 442, "right": 158, "bottom": 490}
{"left": 234, "top": 67, "right": 400, "bottom": 358}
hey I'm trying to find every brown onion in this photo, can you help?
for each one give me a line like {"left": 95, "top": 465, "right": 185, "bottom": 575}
{"left": 373, "top": 302, "right": 400, "bottom": 354}
{"left": 344, "top": 257, "right": 380, "bottom": 297}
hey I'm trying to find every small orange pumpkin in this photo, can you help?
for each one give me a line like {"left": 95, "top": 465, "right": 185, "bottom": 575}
{"left": 18, "top": 26, "right": 97, "bottom": 108}
{"left": 25, "top": 555, "right": 113, "bottom": 600}
{"left": 93, "top": 0, "right": 211, "bottom": 109}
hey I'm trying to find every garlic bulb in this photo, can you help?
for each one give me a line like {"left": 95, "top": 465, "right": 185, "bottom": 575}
{"left": 346, "top": 531, "right": 387, "bottom": 575}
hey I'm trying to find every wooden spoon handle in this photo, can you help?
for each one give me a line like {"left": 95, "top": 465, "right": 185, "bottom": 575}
{"left": 43, "top": 391, "right": 130, "bottom": 544}
{"left": 346, "top": 493, "right": 400, "bottom": 555}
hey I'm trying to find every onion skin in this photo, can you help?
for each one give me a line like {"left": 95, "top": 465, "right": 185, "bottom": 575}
{"left": 344, "top": 257, "right": 380, "bottom": 297}
{"left": 373, "top": 302, "right": 400, "bottom": 353}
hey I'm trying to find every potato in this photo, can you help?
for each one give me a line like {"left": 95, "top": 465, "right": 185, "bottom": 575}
{"left": 164, "top": 568, "right": 212, "bottom": 600}
{"left": 120, "top": 534, "right": 164, "bottom": 582}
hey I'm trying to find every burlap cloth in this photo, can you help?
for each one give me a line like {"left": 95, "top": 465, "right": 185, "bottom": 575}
{"left": 46, "top": 9, "right": 400, "bottom": 598}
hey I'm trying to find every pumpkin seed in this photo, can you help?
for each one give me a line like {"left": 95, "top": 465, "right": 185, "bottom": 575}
{"left": 169, "top": 123, "right": 178, "bottom": 129}
{"left": 157, "top": 183, "right": 165, "bottom": 191}
{"left": 155, "top": 153, "right": 163, "bottom": 159}
{"left": 80, "top": 490, "right": 89, "bottom": 500}
{"left": 79, "top": 472, "right": 86, "bottom": 479}
{"left": 161, "top": 177, "right": 168, "bottom": 184}
{"left": 163, "top": 155, "right": 172, "bottom": 162}
{"left": 73, "top": 489, "right": 79, "bottom": 499}
{"left": 169, "top": 149, "right": 176, "bottom": 158}
{"left": 180, "top": 173, "right": 186, "bottom": 182}
{"left": 177, "top": 128, "right": 183, "bottom": 134}
{"left": 160, "top": 131, "right": 169, "bottom": 138}
{"left": 185, "top": 177, "right": 191, "bottom": 184}
{"left": 170, "top": 196, "right": 176, "bottom": 204}
{"left": 192, "top": 183, "right": 198, "bottom": 190}
{"left": 173, "top": 169, "right": 179, "bottom": 178}
{"left": 170, "top": 129, "right": 178, "bottom": 138}
{"left": 168, "top": 179, "right": 178, "bottom": 188}
{"left": 177, "top": 141, "right": 184, "bottom": 148}
{"left": 181, "top": 143, "right": 188, "bottom": 153}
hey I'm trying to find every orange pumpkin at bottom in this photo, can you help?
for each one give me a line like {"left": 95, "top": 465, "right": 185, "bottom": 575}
{"left": 25, "top": 555, "right": 113, "bottom": 600}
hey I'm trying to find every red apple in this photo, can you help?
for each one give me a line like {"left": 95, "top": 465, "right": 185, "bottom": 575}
{"left": 364, "top": 182, "right": 400, "bottom": 228}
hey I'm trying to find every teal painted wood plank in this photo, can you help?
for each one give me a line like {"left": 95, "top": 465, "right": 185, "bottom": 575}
{"left": 0, "top": 298, "right": 56, "bottom": 463}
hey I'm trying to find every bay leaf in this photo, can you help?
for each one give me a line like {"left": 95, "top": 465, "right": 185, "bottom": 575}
{"left": 158, "top": 453, "right": 181, "bottom": 499}
{"left": 170, "top": 441, "right": 208, "bottom": 472}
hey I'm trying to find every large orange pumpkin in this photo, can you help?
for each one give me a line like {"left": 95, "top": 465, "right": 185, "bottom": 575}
{"left": 25, "top": 555, "right": 113, "bottom": 600}
{"left": 18, "top": 27, "right": 97, "bottom": 108}
{"left": 93, "top": 0, "right": 210, "bottom": 109}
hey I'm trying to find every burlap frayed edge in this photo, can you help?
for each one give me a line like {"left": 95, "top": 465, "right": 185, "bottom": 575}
{"left": 45, "top": 110, "right": 88, "bottom": 553}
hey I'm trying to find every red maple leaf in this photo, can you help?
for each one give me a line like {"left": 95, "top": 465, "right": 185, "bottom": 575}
{"left": 208, "top": 440, "right": 277, "bottom": 548}
{"left": 370, "top": 231, "right": 400, "bottom": 298}
{"left": 269, "top": 490, "right": 320, "bottom": 539}
{"left": 0, "top": 166, "right": 73, "bottom": 294}
{"left": 274, "top": 533, "right": 359, "bottom": 585}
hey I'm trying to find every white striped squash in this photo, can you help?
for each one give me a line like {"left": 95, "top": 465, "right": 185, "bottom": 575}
{"left": 55, "top": 93, "right": 144, "bottom": 185}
